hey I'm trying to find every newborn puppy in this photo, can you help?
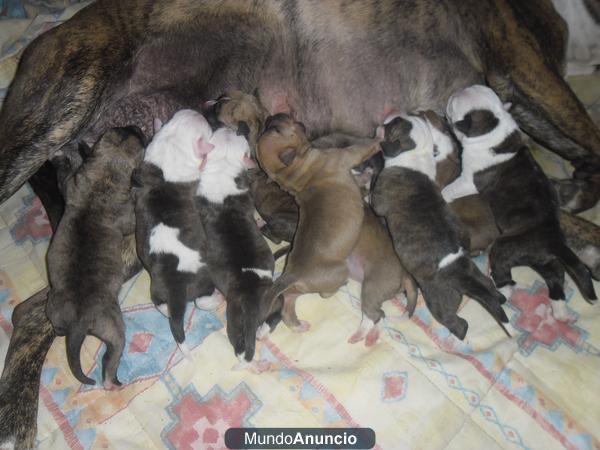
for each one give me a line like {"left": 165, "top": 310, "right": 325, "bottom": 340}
{"left": 248, "top": 167, "right": 298, "bottom": 244}
{"left": 134, "top": 110, "right": 217, "bottom": 354}
{"left": 560, "top": 211, "right": 600, "bottom": 281}
{"left": 248, "top": 132, "right": 385, "bottom": 245}
{"left": 444, "top": 85, "right": 597, "bottom": 321}
{"left": 46, "top": 127, "right": 144, "bottom": 387}
{"left": 195, "top": 123, "right": 277, "bottom": 372}
{"left": 257, "top": 114, "right": 412, "bottom": 343}
{"left": 371, "top": 114, "right": 509, "bottom": 340}
{"left": 417, "top": 110, "right": 501, "bottom": 255}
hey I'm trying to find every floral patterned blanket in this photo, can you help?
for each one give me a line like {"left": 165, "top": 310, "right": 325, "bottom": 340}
{"left": 0, "top": 2, "right": 599, "bottom": 449}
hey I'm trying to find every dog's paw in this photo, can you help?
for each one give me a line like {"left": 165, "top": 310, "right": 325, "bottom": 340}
{"left": 232, "top": 358, "right": 271, "bottom": 374}
{"left": 498, "top": 285, "right": 515, "bottom": 300}
{"left": 348, "top": 317, "right": 375, "bottom": 344}
{"left": 178, "top": 342, "right": 193, "bottom": 361}
{"left": 365, "top": 325, "right": 381, "bottom": 347}
{"left": 550, "top": 301, "right": 578, "bottom": 323}
{"left": 291, "top": 320, "right": 311, "bottom": 333}
{"left": 156, "top": 303, "right": 170, "bottom": 317}
{"left": 103, "top": 378, "right": 123, "bottom": 391}
{"left": 256, "top": 322, "right": 271, "bottom": 341}
{"left": 194, "top": 290, "right": 224, "bottom": 310}
{"left": 255, "top": 217, "right": 267, "bottom": 229}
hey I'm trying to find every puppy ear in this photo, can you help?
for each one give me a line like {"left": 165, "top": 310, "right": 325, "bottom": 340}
{"left": 279, "top": 148, "right": 297, "bottom": 166}
{"left": 194, "top": 138, "right": 215, "bottom": 157}
{"left": 237, "top": 121, "right": 250, "bottom": 138}
{"left": 454, "top": 110, "right": 499, "bottom": 137}
{"left": 380, "top": 140, "right": 402, "bottom": 157}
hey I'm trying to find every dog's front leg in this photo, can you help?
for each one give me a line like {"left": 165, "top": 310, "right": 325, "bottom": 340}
{"left": 442, "top": 176, "right": 478, "bottom": 202}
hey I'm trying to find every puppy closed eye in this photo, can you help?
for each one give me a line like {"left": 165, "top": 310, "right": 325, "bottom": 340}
{"left": 279, "top": 148, "right": 297, "bottom": 166}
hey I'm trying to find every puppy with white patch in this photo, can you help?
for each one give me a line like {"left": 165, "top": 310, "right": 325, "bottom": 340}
{"left": 371, "top": 114, "right": 509, "bottom": 340}
{"left": 443, "top": 85, "right": 597, "bottom": 321}
{"left": 195, "top": 116, "right": 278, "bottom": 373}
{"left": 133, "top": 110, "right": 217, "bottom": 354}
{"left": 46, "top": 127, "right": 144, "bottom": 387}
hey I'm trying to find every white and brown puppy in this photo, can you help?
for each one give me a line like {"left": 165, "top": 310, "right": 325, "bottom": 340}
{"left": 134, "top": 110, "right": 217, "bottom": 355}
{"left": 443, "top": 85, "right": 597, "bottom": 321}
{"left": 195, "top": 121, "right": 277, "bottom": 373}
{"left": 371, "top": 114, "right": 509, "bottom": 340}
{"left": 46, "top": 127, "right": 144, "bottom": 387}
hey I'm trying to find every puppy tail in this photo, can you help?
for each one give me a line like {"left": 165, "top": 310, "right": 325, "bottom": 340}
{"left": 66, "top": 326, "right": 95, "bottom": 385}
{"left": 451, "top": 258, "right": 511, "bottom": 337}
{"left": 168, "top": 302, "right": 187, "bottom": 345}
{"left": 554, "top": 242, "right": 598, "bottom": 303}
{"left": 243, "top": 315, "right": 257, "bottom": 363}
{"left": 404, "top": 276, "right": 419, "bottom": 318}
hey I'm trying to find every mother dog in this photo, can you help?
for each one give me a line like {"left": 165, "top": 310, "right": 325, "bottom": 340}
{"left": 0, "top": 0, "right": 599, "bottom": 212}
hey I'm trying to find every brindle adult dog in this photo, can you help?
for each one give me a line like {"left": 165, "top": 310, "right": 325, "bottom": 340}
{"left": 0, "top": 0, "right": 598, "bottom": 213}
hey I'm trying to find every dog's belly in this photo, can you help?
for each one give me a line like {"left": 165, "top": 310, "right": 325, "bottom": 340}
{"left": 124, "top": 15, "right": 482, "bottom": 140}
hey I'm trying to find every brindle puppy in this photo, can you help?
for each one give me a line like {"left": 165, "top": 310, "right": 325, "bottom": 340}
{"left": 0, "top": 217, "right": 142, "bottom": 450}
{"left": 0, "top": 288, "right": 53, "bottom": 450}
{"left": 560, "top": 211, "right": 600, "bottom": 281}
{"left": 0, "top": 0, "right": 598, "bottom": 215}
{"left": 46, "top": 127, "right": 144, "bottom": 387}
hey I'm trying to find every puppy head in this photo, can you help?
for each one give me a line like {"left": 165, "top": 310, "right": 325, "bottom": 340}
{"left": 446, "top": 85, "right": 517, "bottom": 144}
{"left": 203, "top": 90, "right": 268, "bottom": 148}
{"left": 202, "top": 126, "right": 253, "bottom": 176}
{"left": 256, "top": 113, "right": 310, "bottom": 178}
{"left": 64, "top": 127, "right": 145, "bottom": 202}
{"left": 143, "top": 109, "right": 214, "bottom": 182}
{"left": 380, "top": 114, "right": 434, "bottom": 159}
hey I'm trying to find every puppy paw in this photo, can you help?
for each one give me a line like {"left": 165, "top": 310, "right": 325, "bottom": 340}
{"left": 103, "top": 379, "right": 123, "bottom": 391}
{"left": 178, "top": 342, "right": 193, "bottom": 361}
{"left": 365, "top": 326, "right": 381, "bottom": 347}
{"left": 256, "top": 322, "right": 271, "bottom": 341}
{"left": 291, "top": 320, "right": 311, "bottom": 333}
{"left": 255, "top": 217, "right": 267, "bottom": 229}
{"left": 194, "top": 290, "right": 225, "bottom": 310}
{"left": 347, "top": 317, "right": 375, "bottom": 344}
{"left": 498, "top": 285, "right": 515, "bottom": 300}
{"left": 550, "top": 301, "right": 578, "bottom": 323}
{"left": 156, "top": 303, "right": 170, "bottom": 317}
{"left": 232, "top": 359, "right": 271, "bottom": 374}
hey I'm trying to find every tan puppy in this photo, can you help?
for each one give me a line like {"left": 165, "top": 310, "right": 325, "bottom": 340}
{"left": 203, "top": 90, "right": 269, "bottom": 151}
{"left": 256, "top": 114, "right": 413, "bottom": 343}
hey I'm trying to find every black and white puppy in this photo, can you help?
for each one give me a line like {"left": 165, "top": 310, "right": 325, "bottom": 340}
{"left": 371, "top": 114, "right": 509, "bottom": 340}
{"left": 443, "top": 85, "right": 597, "bottom": 321}
{"left": 134, "top": 110, "right": 218, "bottom": 355}
{"left": 196, "top": 123, "right": 278, "bottom": 373}
{"left": 46, "top": 127, "right": 144, "bottom": 387}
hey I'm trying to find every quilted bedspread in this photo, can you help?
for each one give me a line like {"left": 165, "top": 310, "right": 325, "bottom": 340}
{"left": 0, "top": 2, "right": 599, "bottom": 449}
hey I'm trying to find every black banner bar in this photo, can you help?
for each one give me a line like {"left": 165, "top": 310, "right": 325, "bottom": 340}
{"left": 225, "top": 428, "right": 375, "bottom": 449}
